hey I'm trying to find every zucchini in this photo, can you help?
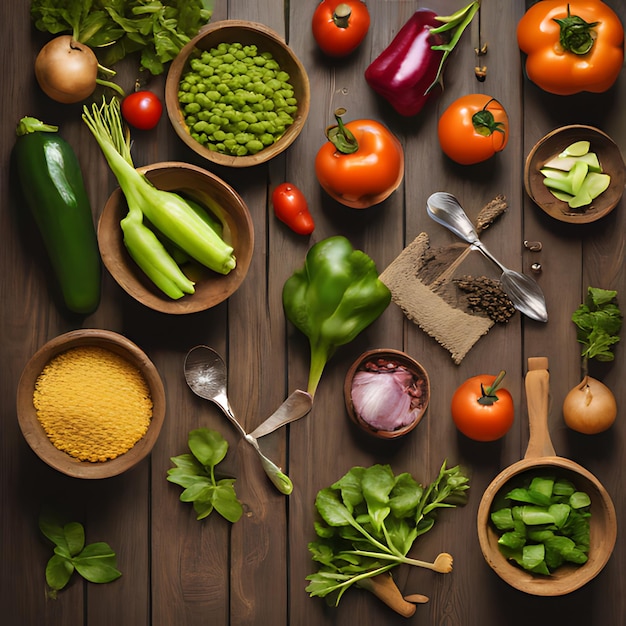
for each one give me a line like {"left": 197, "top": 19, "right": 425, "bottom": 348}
{"left": 13, "top": 117, "right": 101, "bottom": 314}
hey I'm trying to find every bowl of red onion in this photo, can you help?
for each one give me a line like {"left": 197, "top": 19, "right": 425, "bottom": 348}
{"left": 344, "top": 349, "right": 430, "bottom": 439}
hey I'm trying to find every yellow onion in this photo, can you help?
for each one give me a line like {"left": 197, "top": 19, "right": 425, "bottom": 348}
{"left": 35, "top": 36, "right": 98, "bottom": 104}
{"left": 562, "top": 375, "right": 617, "bottom": 435}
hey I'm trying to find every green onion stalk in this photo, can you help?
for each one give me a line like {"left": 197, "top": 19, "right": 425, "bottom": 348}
{"left": 82, "top": 97, "right": 236, "bottom": 299}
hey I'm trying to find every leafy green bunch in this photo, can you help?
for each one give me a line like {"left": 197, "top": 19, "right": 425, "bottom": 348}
{"left": 31, "top": 0, "right": 214, "bottom": 75}
{"left": 167, "top": 428, "right": 243, "bottom": 523}
{"left": 572, "top": 286, "right": 622, "bottom": 366}
{"left": 306, "top": 461, "right": 470, "bottom": 607}
{"left": 39, "top": 514, "right": 121, "bottom": 599}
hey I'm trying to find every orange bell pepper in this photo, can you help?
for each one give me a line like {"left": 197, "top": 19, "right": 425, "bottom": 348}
{"left": 517, "top": 0, "right": 624, "bottom": 95}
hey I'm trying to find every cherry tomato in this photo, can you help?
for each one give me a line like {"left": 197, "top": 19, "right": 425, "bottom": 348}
{"left": 312, "top": 0, "right": 371, "bottom": 57}
{"left": 315, "top": 109, "right": 404, "bottom": 209}
{"left": 451, "top": 371, "right": 514, "bottom": 442}
{"left": 272, "top": 183, "right": 315, "bottom": 235}
{"left": 437, "top": 94, "right": 509, "bottom": 165}
{"left": 121, "top": 90, "right": 163, "bottom": 130}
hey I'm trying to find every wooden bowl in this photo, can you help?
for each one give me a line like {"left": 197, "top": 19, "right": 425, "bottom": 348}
{"left": 165, "top": 20, "right": 310, "bottom": 168}
{"left": 477, "top": 358, "right": 617, "bottom": 595}
{"left": 524, "top": 125, "right": 626, "bottom": 224}
{"left": 98, "top": 161, "right": 254, "bottom": 314}
{"left": 344, "top": 349, "right": 430, "bottom": 439}
{"left": 16, "top": 329, "right": 166, "bottom": 479}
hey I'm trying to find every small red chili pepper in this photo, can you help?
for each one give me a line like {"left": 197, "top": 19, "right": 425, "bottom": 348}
{"left": 272, "top": 183, "right": 315, "bottom": 235}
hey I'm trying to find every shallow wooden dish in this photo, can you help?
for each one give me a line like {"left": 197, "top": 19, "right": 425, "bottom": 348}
{"left": 344, "top": 349, "right": 430, "bottom": 439}
{"left": 477, "top": 358, "right": 617, "bottom": 595}
{"left": 165, "top": 20, "right": 310, "bottom": 168}
{"left": 524, "top": 125, "right": 625, "bottom": 224}
{"left": 98, "top": 161, "right": 254, "bottom": 314}
{"left": 16, "top": 329, "right": 166, "bottom": 479}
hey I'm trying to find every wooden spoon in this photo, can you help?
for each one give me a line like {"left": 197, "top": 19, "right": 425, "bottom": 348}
{"left": 477, "top": 357, "right": 617, "bottom": 596}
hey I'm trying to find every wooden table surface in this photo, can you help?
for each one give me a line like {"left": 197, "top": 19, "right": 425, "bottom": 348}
{"left": 2, "top": 1, "right": 625, "bottom": 624}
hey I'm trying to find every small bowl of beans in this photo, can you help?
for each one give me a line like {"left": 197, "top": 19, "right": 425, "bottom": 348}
{"left": 165, "top": 19, "right": 310, "bottom": 167}
{"left": 344, "top": 349, "right": 430, "bottom": 439}
{"left": 16, "top": 329, "right": 166, "bottom": 479}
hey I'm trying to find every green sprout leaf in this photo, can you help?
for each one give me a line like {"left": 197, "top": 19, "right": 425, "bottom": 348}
{"left": 167, "top": 428, "right": 243, "bottom": 523}
{"left": 39, "top": 514, "right": 121, "bottom": 599}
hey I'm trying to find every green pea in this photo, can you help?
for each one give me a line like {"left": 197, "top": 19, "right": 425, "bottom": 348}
{"left": 260, "top": 133, "right": 275, "bottom": 146}
{"left": 245, "top": 139, "right": 264, "bottom": 154}
{"left": 184, "top": 102, "right": 201, "bottom": 115}
{"left": 248, "top": 122, "right": 265, "bottom": 134}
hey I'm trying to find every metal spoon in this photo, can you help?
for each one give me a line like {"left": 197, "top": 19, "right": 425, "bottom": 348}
{"left": 426, "top": 192, "right": 548, "bottom": 322}
{"left": 183, "top": 345, "right": 293, "bottom": 495}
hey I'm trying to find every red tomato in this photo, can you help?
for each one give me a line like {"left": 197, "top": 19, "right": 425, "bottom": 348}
{"left": 121, "top": 91, "right": 163, "bottom": 130}
{"left": 272, "top": 183, "right": 315, "bottom": 235}
{"left": 312, "top": 0, "right": 371, "bottom": 57}
{"left": 451, "top": 371, "right": 514, "bottom": 442}
{"left": 315, "top": 110, "right": 404, "bottom": 209}
{"left": 437, "top": 94, "right": 509, "bottom": 165}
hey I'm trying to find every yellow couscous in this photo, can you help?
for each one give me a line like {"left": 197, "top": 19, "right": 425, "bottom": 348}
{"left": 33, "top": 346, "right": 153, "bottom": 462}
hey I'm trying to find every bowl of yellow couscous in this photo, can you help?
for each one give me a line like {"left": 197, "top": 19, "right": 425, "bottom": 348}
{"left": 165, "top": 19, "right": 310, "bottom": 167}
{"left": 16, "top": 329, "right": 166, "bottom": 479}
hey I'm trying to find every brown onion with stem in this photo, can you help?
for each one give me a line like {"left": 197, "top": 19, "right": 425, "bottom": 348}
{"left": 35, "top": 35, "right": 124, "bottom": 104}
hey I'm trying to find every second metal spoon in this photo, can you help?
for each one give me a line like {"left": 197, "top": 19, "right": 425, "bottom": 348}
{"left": 426, "top": 192, "right": 548, "bottom": 322}
{"left": 183, "top": 345, "right": 293, "bottom": 495}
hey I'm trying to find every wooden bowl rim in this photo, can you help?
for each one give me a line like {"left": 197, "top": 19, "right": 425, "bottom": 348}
{"left": 343, "top": 348, "right": 430, "bottom": 439}
{"left": 97, "top": 161, "right": 254, "bottom": 314}
{"left": 524, "top": 124, "right": 626, "bottom": 224}
{"left": 477, "top": 455, "right": 617, "bottom": 595}
{"left": 16, "top": 329, "right": 166, "bottom": 479}
{"left": 165, "top": 19, "right": 310, "bottom": 168}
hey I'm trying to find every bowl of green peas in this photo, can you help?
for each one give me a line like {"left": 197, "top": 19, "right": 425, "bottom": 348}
{"left": 165, "top": 20, "right": 310, "bottom": 168}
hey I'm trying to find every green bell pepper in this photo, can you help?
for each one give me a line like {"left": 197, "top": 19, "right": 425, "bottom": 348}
{"left": 282, "top": 236, "right": 391, "bottom": 397}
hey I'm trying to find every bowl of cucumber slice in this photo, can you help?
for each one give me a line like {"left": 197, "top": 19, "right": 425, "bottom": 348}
{"left": 524, "top": 125, "right": 626, "bottom": 224}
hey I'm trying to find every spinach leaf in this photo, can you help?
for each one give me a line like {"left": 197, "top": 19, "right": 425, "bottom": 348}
{"left": 39, "top": 514, "right": 121, "bottom": 599}
{"left": 31, "top": 0, "right": 214, "bottom": 75}
{"left": 167, "top": 428, "right": 243, "bottom": 523}
{"left": 306, "top": 461, "right": 469, "bottom": 607}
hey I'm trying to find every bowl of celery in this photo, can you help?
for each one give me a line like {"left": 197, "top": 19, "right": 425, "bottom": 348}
{"left": 98, "top": 161, "right": 254, "bottom": 314}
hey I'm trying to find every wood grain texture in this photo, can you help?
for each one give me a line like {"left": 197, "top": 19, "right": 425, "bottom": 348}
{"left": 2, "top": 1, "right": 625, "bottom": 625}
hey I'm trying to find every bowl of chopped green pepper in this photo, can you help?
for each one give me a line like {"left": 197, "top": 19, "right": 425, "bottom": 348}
{"left": 477, "top": 357, "right": 617, "bottom": 596}
{"left": 524, "top": 124, "right": 626, "bottom": 224}
{"left": 165, "top": 20, "right": 310, "bottom": 168}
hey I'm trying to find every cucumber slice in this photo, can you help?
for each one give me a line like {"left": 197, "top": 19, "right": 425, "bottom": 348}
{"left": 568, "top": 173, "right": 611, "bottom": 208}
{"left": 551, "top": 189, "right": 574, "bottom": 203}
{"left": 543, "top": 152, "right": 601, "bottom": 172}
{"left": 570, "top": 160, "right": 589, "bottom": 195}
{"left": 559, "top": 140, "right": 590, "bottom": 157}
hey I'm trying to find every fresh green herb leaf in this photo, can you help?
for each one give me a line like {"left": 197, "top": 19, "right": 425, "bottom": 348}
{"left": 72, "top": 542, "right": 123, "bottom": 583}
{"left": 39, "top": 514, "right": 121, "bottom": 599}
{"left": 572, "top": 286, "right": 622, "bottom": 364}
{"left": 45, "top": 554, "right": 75, "bottom": 596}
{"left": 167, "top": 428, "right": 243, "bottom": 523}
{"left": 306, "top": 461, "right": 469, "bottom": 608}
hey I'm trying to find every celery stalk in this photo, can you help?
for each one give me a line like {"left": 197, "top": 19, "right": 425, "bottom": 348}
{"left": 82, "top": 98, "right": 236, "bottom": 277}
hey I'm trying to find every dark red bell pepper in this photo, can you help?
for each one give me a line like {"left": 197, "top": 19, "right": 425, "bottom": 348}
{"left": 365, "top": 2, "right": 479, "bottom": 117}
